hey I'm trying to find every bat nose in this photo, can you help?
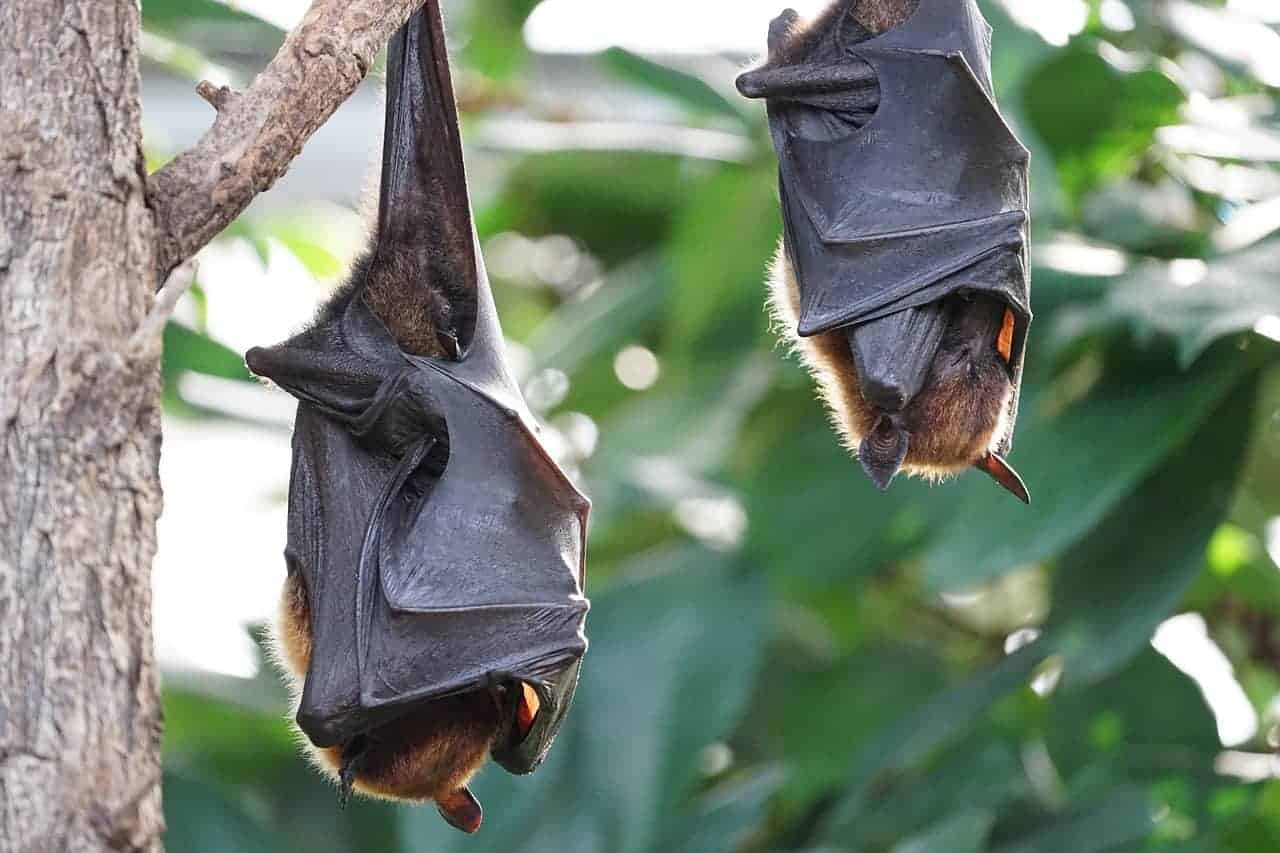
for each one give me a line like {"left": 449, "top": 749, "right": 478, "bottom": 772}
{"left": 860, "top": 377, "right": 908, "bottom": 412}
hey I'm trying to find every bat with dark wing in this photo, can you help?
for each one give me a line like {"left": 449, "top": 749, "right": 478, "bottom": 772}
{"left": 245, "top": 1, "right": 589, "bottom": 834}
{"left": 737, "top": 0, "right": 1033, "bottom": 502}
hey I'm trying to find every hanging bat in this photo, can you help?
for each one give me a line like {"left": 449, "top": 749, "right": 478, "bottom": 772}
{"left": 244, "top": 1, "right": 589, "bottom": 834}
{"left": 736, "top": 0, "right": 1033, "bottom": 502}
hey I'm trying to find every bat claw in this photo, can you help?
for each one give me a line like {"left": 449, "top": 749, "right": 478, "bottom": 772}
{"left": 337, "top": 737, "right": 367, "bottom": 808}
{"left": 975, "top": 453, "right": 1031, "bottom": 505}
{"left": 437, "top": 787, "right": 483, "bottom": 834}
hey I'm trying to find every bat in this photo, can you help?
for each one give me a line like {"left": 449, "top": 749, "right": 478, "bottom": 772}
{"left": 736, "top": 0, "right": 1033, "bottom": 503}
{"left": 244, "top": 2, "right": 590, "bottom": 834}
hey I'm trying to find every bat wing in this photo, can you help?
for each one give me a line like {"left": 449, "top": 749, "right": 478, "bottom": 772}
{"left": 247, "top": 1, "right": 589, "bottom": 772}
{"left": 376, "top": 3, "right": 478, "bottom": 355}
{"left": 743, "top": 0, "right": 1033, "bottom": 454}
{"left": 248, "top": 298, "right": 588, "bottom": 762}
{"left": 777, "top": 0, "right": 1031, "bottom": 342}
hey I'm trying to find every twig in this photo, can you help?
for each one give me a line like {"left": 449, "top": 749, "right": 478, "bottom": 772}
{"left": 195, "top": 81, "right": 237, "bottom": 112}
{"left": 146, "top": 0, "right": 427, "bottom": 284}
{"left": 130, "top": 260, "right": 198, "bottom": 357}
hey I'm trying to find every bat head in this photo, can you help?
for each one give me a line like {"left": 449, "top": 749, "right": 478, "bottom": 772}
{"left": 490, "top": 657, "right": 584, "bottom": 776}
{"left": 273, "top": 573, "right": 552, "bottom": 833}
{"left": 768, "top": 250, "right": 1030, "bottom": 502}
{"left": 846, "top": 294, "right": 1023, "bottom": 496}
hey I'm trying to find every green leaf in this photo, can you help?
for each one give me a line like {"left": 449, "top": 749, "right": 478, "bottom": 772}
{"left": 766, "top": 645, "right": 946, "bottom": 814}
{"left": 892, "top": 809, "right": 995, "bottom": 853}
{"left": 818, "top": 644, "right": 1050, "bottom": 840}
{"left": 163, "top": 774, "right": 296, "bottom": 853}
{"left": 848, "top": 739, "right": 1027, "bottom": 851}
{"left": 665, "top": 165, "right": 780, "bottom": 359}
{"left": 1044, "top": 374, "right": 1260, "bottom": 684}
{"left": 992, "top": 787, "right": 1154, "bottom": 853}
{"left": 529, "top": 255, "right": 670, "bottom": 377}
{"left": 250, "top": 207, "right": 366, "bottom": 281}
{"left": 1056, "top": 244, "right": 1280, "bottom": 368}
{"left": 1022, "top": 42, "right": 1183, "bottom": 203}
{"left": 600, "top": 48, "right": 748, "bottom": 124}
{"left": 494, "top": 152, "right": 692, "bottom": 264}
{"left": 142, "top": 0, "right": 283, "bottom": 31}
{"left": 660, "top": 770, "right": 785, "bottom": 853}
{"left": 163, "top": 321, "right": 253, "bottom": 384}
{"left": 461, "top": 0, "right": 538, "bottom": 79}
{"left": 1045, "top": 650, "right": 1220, "bottom": 785}
{"left": 142, "top": 0, "right": 284, "bottom": 54}
{"left": 398, "top": 549, "right": 768, "bottom": 853}
{"left": 921, "top": 343, "right": 1254, "bottom": 593}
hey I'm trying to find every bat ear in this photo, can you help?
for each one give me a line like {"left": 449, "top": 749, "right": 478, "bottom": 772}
{"left": 858, "top": 415, "right": 910, "bottom": 491}
{"left": 437, "top": 786, "right": 483, "bottom": 834}
{"left": 975, "top": 453, "right": 1031, "bottom": 505}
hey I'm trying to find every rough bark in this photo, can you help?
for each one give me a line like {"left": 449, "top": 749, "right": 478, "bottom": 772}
{"left": 0, "top": 0, "right": 165, "bottom": 851}
{"left": 147, "top": 0, "right": 424, "bottom": 281}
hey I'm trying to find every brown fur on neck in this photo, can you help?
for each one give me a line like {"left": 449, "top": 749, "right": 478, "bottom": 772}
{"left": 778, "top": 0, "right": 920, "bottom": 59}
{"left": 356, "top": 247, "right": 454, "bottom": 358}
{"left": 272, "top": 573, "right": 500, "bottom": 804}
{"left": 766, "top": 244, "right": 1011, "bottom": 480}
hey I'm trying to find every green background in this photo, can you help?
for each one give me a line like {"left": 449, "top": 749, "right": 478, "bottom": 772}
{"left": 146, "top": 1, "right": 1280, "bottom": 850}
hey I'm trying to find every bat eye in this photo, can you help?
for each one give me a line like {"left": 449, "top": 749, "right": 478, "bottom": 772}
{"left": 516, "top": 682, "right": 541, "bottom": 738}
{"left": 996, "top": 307, "right": 1016, "bottom": 365}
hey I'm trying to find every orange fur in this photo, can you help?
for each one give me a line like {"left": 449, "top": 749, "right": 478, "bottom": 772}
{"left": 766, "top": 243, "right": 1011, "bottom": 480}
{"left": 271, "top": 573, "right": 500, "bottom": 804}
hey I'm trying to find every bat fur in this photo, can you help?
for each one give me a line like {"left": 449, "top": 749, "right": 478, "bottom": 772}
{"left": 273, "top": 573, "right": 500, "bottom": 805}
{"left": 767, "top": 244, "right": 1013, "bottom": 482}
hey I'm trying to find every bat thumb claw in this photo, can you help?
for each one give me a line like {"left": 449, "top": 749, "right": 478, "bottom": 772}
{"left": 437, "top": 787, "right": 483, "bottom": 834}
{"left": 975, "top": 453, "right": 1031, "bottom": 505}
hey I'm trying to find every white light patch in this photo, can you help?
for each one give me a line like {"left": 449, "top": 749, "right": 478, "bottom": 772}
{"left": 553, "top": 412, "right": 600, "bottom": 460}
{"left": 1266, "top": 518, "right": 1280, "bottom": 568}
{"left": 675, "top": 496, "right": 748, "bottom": 551}
{"left": 1153, "top": 614, "right": 1258, "bottom": 747}
{"left": 1005, "top": 627, "right": 1041, "bottom": 655}
{"left": 1035, "top": 239, "right": 1129, "bottom": 277}
{"left": 1217, "top": 751, "right": 1280, "bottom": 782}
{"left": 1000, "top": 0, "right": 1088, "bottom": 46}
{"left": 1229, "top": 0, "right": 1280, "bottom": 24}
{"left": 154, "top": 419, "right": 292, "bottom": 679}
{"left": 1169, "top": 258, "right": 1209, "bottom": 288}
{"left": 526, "top": 0, "right": 830, "bottom": 55}
{"left": 219, "top": 0, "right": 310, "bottom": 30}
{"left": 200, "top": 237, "right": 321, "bottom": 355}
{"left": 1255, "top": 316, "right": 1280, "bottom": 344}
{"left": 1100, "top": 0, "right": 1136, "bottom": 32}
{"left": 614, "top": 345, "right": 661, "bottom": 391}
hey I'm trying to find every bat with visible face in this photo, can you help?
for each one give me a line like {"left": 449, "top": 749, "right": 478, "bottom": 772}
{"left": 737, "top": 0, "right": 1033, "bottom": 503}
{"left": 245, "top": 2, "right": 590, "bottom": 833}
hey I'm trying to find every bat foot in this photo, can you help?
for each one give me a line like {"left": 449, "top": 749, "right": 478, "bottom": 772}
{"left": 338, "top": 737, "right": 368, "bottom": 808}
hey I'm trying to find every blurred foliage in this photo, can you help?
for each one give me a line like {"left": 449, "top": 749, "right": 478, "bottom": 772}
{"left": 145, "top": 0, "right": 1280, "bottom": 850}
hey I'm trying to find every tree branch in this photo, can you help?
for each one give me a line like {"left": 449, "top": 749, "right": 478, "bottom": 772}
{"left": 146, "top": 0, "right": 426, "bottom": 282}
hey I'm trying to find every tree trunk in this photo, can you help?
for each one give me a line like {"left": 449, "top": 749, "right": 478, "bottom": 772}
{"left": 0, "top": 1, "right": 164, "bottom": 851}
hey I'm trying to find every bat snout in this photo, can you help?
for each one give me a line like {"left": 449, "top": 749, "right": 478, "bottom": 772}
{"left": 859, "top": 376, "right": 908, "bottom": 413}
{"left": 295, "top": 709, "right": 346, "bottom": 749}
